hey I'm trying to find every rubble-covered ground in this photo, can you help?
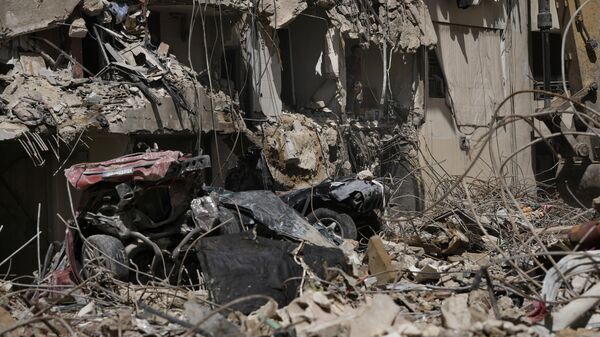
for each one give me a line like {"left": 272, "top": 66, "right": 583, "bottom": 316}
{"left": 1, "top": 175, "right": 599, "bottom": 337}
{"left": 2, "top": 1, "right": 600, "bottom": 336}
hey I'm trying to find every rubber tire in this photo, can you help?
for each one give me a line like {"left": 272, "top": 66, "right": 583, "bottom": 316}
{"left": 306, "top": 208, "right": 358, "bottom": 240}
{"left": 82, "top": 235, "right": 129, "bottom": 281}
{"left": 217, "top": 207, "right": 243, "bottom": 234}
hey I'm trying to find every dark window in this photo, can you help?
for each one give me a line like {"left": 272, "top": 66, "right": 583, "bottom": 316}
{"left": 148, "top": 11, "right": 161, "bottom": 47}
{"left": 531, "top": 32, "right": 563, "bottom": 80}
{"left": 428, "top": 51, "right": 445, "bottom": 98}
{"left": 531, "top": 32, "right": 568, "bottom": 100}
{"left": 278, "top": 28, "right": 295, "bottom": 107}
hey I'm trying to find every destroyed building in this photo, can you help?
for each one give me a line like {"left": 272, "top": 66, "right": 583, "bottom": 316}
{"left": 0, "top": 0, "right": 546, "bottom": 273}
{"left": 2, "top": 0, "right": 600, "bottom": 335}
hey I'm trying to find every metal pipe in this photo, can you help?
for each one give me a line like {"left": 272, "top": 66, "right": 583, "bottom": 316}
{"left": 171, "top": 226, "right": 203, "bottom": 261}
{"left": 538, "top": 0, "right": 553, "bottom": 107}
{"left": 542, "top": 31, "right": 552, "bottom": 107}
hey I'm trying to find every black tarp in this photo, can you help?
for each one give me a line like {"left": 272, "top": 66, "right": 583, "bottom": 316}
{"left": 196, "top": 232, "right": 347, "bottom": 314}
{"left": 209, "top": 188, "right": 335, "bottom": 247}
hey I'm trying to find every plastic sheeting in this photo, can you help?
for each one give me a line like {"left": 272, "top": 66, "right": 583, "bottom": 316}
{"left": 196, "top": 232, "right": 347, "bottom": 313}
{"left": 197, "top": 232, "right": 302, "bottom": 313}
{"left": 217, "top": 189, "right": 336, "bottom": 247}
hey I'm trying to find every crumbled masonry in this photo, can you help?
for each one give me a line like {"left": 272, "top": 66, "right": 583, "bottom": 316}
{"left": 2, "top": 0, "right": 600, "bottom": 336}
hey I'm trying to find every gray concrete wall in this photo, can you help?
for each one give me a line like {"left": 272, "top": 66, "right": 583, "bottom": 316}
{"left": 287, "top": 14, "right": 329, "bottom": 108}
{"left": 156, "top": 9, "right": 238, "bottom": 82}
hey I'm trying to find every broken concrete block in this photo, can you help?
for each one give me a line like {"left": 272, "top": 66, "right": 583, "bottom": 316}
{"left": 157, "top": 42, "right": 170, "bottom": 57}
{"left": 185, "top": 300, "right": 245, "bottom": 337}
{"left": 76, "top": 301, "right": 96, "bottom": 317}
{"left": 69, "top": 18, "right": 88, "bottom": 38}
{"left": 299, "top": 294, "right": 401, "bottom": 337}
{"left": 441, "top": 294, "right": 471, "bottom": 330}
{"left": 283, "top": 137, "right": 301, "bottom": 165}
{"left": 82, "top": 0, "right": 106, "bottom": 16}
{"left": 367, "top": 236, "right": 397, "bottom": 285}
{"left": 262, "top": 0, "right": 308, "bottom": 29}
{"left": 396, "top": 323, "right": 422, "bottom": 337}
{"left": 19, "top": 54, "right": 46, "bottom": 76}
{"left": 0, "top": 306, "right": 18, "bottom": 337}
{"left": 350, "top": 294, "right": 401, "bottom": 337}
{"left": 1, "top": 0, "right": 81, "bottom": 39}
{"left": 410, "top": 263, "right": 441, "bottom": 283}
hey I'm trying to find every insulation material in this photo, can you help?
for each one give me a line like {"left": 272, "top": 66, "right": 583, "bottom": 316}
{"left": 433, "top": 23, "right": 505, "bottom": 127}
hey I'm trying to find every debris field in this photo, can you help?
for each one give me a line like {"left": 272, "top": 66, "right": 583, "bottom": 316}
{"left": 1, "top": 0, "right": 600, "bottom": 337}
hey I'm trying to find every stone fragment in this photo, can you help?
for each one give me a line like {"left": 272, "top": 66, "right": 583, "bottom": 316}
{"left": 157, "top": 42, "right": 170, "bottom": 57}
{"left": 69, "top": 18, "right": 88, "bottom": 38}
{"left": 83, "top": 0, "right": 106, "bottom": 16}
{"left": 367, "top": 236, "right": 397, "bottom": 285}
{"left": 441, "top": 294, "right": 470, "bottom": 330}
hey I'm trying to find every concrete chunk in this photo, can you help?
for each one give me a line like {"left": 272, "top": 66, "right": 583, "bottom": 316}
{"left": 82, "top": 0, "right": 106, "bottom": 16}
{"left": 69, "top": 18, "right": 88, "bottom": 38}
{"left": 367, "top": 236, "right": 397, "bottom": 285}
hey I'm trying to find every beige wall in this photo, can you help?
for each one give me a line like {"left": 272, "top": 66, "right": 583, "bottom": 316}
{"left": 156, "top": 8, "right": 238, "bottom": 79}
{"left": 419, "top": 1, "right": 536, "bottom": 201}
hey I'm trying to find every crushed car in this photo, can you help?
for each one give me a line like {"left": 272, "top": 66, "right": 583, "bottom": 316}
{"left": 225, "top": 147, "right": 388, "bottom": 241}
{"left": 63, "top": 149, "right": 212, "bottom": 283}
{"left": 45, "top": 149, "right": 347, "bottom": 311}
{"left": 280, "top": 177, "right": 387, "bottom": 241}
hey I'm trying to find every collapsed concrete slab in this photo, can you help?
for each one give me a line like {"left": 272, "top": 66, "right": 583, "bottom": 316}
{"left": 0, "top": 36, "right": 239, "bottom": 144}
{"left": 259, "top": 0, "right": 308, "bottom": 29}
{"left": 325, "top": 0, "right": 436, "bottom": 52}
{"left": 0, "top": 0, "right": 82, "bottom": 40}
{"left": 244, "top": 113, "right": 333, "bottom": 189}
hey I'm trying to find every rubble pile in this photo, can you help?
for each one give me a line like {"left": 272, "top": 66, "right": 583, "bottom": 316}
{"left": 2, "top": 175, "right": 600, "bottom": 336}
{"left": 2, "top": 0, "right": 600, "bottom": 336}
{"left": 0, "top": 3, "right": 239, "bottom": 163}
{"left": 0, "top": 52, "right": 149, "bottom": 139}
{"left": 244, "top": 113, "right": 342, "bottom": 189}
{"left": 326, "top": 0, "right": 437, "bottom": 52}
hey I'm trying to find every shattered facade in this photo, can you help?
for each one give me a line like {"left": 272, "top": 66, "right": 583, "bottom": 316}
{"left": 3, "top": 0, "right": 600, "bottom": 336}
{"left": 0, "top": 0, "right": 446, "bottom": 267}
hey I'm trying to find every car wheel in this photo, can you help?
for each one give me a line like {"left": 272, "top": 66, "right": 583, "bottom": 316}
{"left": 217, "top": 207, "right": 243, "bottom": 234}
{"left": 82, "top": 234, "right": 129, "bottom": 280}
{"left": 306, "top": 208, "right": 357, "bottom": 240}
